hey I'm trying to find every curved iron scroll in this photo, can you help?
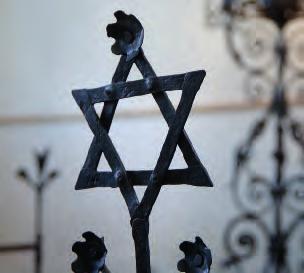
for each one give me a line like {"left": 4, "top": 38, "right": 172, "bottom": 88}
{"left": 206, "top": 0, "right": 304, "bottom": 103}
{"left": 205, "top": 1, "right": 304, "bottom": 272}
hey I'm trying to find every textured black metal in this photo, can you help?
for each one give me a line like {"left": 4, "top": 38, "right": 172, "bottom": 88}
{"left": 213, "top": 2, "right": 304, "bottom": 273}
{"left": 178, "top": 237, "right": 212, "bottom": 273}
{"left": 72, "top": 10, "right": 213, "bottom": 273}
{"left": 72, "top": 232, "right": 107, "bottom": 273}
{"left": 0, "top": 150, "right": 58, "bottom": 273}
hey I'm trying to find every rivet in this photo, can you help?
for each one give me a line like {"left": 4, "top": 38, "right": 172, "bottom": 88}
{"left": 145, "top": 77, "right": 154, "bottom": 90}
{"left": 115, "top": 170, "right": 123, "bottom": 183}
{"left": 105, "top": 85, "right": 113, "bottom": 97}
{"left": 151, "top": 173, "right": 158, "bottom": 183}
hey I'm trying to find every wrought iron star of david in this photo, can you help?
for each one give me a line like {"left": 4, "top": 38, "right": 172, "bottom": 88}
{"left": 72, "top": 10, "right": 213, "bottom": 220}
{"left": 72, "top": 11, "right": 213, "bottom": 273}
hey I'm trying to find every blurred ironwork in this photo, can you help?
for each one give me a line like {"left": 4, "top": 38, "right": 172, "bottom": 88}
{"left": 206, "top": 1, "right": 304, "bottom": 273}
{"left": 206, "top": 0, "right": 304, "bottom": 103}
{"left": 71, "top": 10, "right": 213, "bottom": 273}
{"left": 0, "top": 150, "right": 58, "bottom": 273}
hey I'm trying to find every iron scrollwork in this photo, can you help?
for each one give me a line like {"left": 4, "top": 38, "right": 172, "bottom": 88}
{"left": 206, "top": 1, "right": 304, "bottom": 272}
{"left": 71, "top": 11, "right": 213, "bottom": 273}
{"left": 206, "top": 0, "right": 304, "bottom": 103}
{"left": 223, "top": 108, "right": 304, "bottom": 272}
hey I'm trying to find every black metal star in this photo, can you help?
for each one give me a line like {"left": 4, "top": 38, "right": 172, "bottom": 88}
{"left": 72, "top": 11, "right": 213, "bottom": 273}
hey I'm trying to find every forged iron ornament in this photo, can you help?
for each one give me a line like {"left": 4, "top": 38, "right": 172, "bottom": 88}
{"left": 0, "top": 149, "right": 58, "bottom": 273}
{"left": 177, "top": 237, "right": 212, "bottom": 273}
{"left": 206, "top": 0, "right": 304, "bottom": 102}
{"left": 205, "top": 1, "right": 304, "bottom": 272}
{"left": 223, "top": 106, "right": 304, "bottom": 273}
{"left": 72, "top": 232, "right": 108, "bottom": 273}
{"left": 71, "top": 11, "right": 213, "bottom": 273}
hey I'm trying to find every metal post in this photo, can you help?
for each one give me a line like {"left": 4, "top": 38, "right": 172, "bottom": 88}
{"left": 0, "top": 150, "right": 58, "bottom": 273}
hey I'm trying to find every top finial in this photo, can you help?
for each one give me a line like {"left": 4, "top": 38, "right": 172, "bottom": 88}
{"left": 106, "top": 11, "right": 144, "bottom": 61}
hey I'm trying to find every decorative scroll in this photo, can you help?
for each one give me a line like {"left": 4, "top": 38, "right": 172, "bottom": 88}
{"left": 220, "top": 84, "right": 304, "bottom": 271}
{"left": 205, "top": 1, "right": 304, "bottom": 272}
{"left": 206, "top": 0, "right": 304, "bottom": 103}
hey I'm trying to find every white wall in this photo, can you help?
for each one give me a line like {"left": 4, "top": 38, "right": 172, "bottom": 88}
{"left": 0, "top": 1, "right": 303, "bottom": 273}
{"left": 0, "top": 0, "right": 247, "bottom": 118}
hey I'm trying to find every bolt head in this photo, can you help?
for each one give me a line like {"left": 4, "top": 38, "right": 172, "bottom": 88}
{"left": 145, "top": 77, "right": 154, "bottom": 90}
{"left": 104, "top": 85, "right": 114, "bottom": 97}
{"left": 151, "top": 173, "right": 158, "bottom": 183}
{"left": 115, "top": 170, "right": 123, "bottom": 183}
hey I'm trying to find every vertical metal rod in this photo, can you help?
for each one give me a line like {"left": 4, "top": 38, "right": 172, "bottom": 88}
{"left": 35, "top": 188, "right": 43, "bottom": 273}
{"left": 272, "top": 35, "right": 287, "bottom": 273}
{"left": 0, "top": 151, "right": 57, "bottom": 273}
{"left": 132, "top": 218, "right": 151, "bottom": 273}
{"left": 274, "top": 118, "right": 284, "bottom": 273}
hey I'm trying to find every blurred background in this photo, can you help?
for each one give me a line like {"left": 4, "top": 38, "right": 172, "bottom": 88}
{"left": 0, "top": 0, "right": 303, "bottom": 272}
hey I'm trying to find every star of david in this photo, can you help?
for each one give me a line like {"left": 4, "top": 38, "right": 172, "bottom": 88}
{"left": 72, "top": 11, "right": 213, "bottom": 221}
